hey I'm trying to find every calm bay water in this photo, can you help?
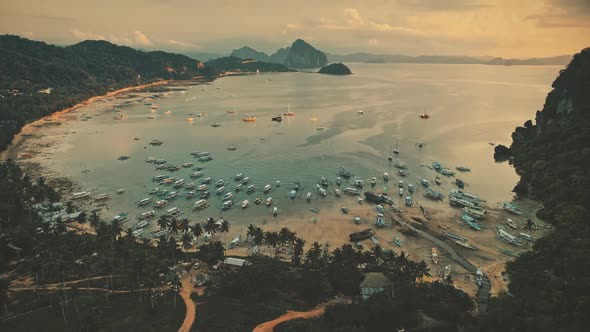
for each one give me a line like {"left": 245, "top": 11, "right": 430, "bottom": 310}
{"left": 50, "top": 63, "right": 560, "bottom": 232}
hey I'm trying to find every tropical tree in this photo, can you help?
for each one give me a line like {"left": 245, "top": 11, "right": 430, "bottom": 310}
{"left": 292, "top": 237, "right": 305, "bottom": 267}
{"left": 203, "top": 217, "right": 217, "bottom": 234}
{"left": 157, "top": 216, "right": 170, "bottom": 231}
{"left": 179, "top": 218, "right": 190, "bottom": 233}
{"left": 196, "top": 241, "right": 225, "bottom": 266}
{"left": 169, "top": 217, "right": 179, "bottom": 235}
{"left": 89, "top": 211, "right": 101, "bottom": 230}
{"left": 189, "top": 223, "right": 203, "bottom": 245}
{"left": 219, "top": 219, "right": 230, "bottom": 247}
{"left": 181, "top": 233, "right": 193, "bottom": 262}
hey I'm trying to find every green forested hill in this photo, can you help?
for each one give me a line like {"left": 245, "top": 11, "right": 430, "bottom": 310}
{"left": 482, "top": 48, "right": 590, "bottom": 332}
{"left": 0, "top": 35, "right": 211, "bottom": 151}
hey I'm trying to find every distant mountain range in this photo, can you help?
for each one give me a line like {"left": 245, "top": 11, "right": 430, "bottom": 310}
{"left": 326, "top": 53, "right": 572, "bottom": 66}
{"left": 229, "top": 39, "right": 327, "bottom": 68}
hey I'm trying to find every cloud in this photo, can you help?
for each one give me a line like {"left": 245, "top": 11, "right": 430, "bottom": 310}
{"left": 368, "top": 38, "right": 378, "bottom": 45}
{"left": 134, "top": 31, "right": 153, "bottom": 46}
{"left": 397, "top": 0, "right": 491, "bottom": 12}
{"left": 166, "top": 39, "right": 198, "bottom": 48}
{"left": 319, "top": 8, "right": 424, "bottom": 36}
{"left": 70, "top": 29, "right": 105, "bottom": 40}
{"left": 525, "top": 0, "right": 590, "bottom": 28}
{"left": 285, "top": 23, "right": 298, "bottom": 30}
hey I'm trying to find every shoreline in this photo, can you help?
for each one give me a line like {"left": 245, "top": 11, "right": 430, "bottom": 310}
{"left": 1, "top": 74, "right": 548, "bottom": 300}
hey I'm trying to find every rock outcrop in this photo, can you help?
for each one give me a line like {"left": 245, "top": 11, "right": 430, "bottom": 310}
{"left": 318, "top": 63, "right": 352, "bottom": 75}
{"left": 284, "top": 39, "right": 327, "bottom": 68}
{"left": 229, "top": 46, "right": 270, "bottom": 62}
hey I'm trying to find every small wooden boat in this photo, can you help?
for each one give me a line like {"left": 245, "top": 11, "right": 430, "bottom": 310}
{"left": 432, "top": 247, "right": 439, "bottom": 264}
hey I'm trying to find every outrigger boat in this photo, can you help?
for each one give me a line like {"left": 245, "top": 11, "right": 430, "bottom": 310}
{"left": 186, "top": 192, "right": 195, "bottom": 199}
{"left": 383, "top": 172, "right": 389, "bottom": 181}
{"left": 506, "top": 218, "right": 519, "bottom": 229}
{"left": 155, "top": 200, "right": 168, "bottom": 208}
{"left": 192, "top": 199, "right": 208, "bottom": 210}
{"left": 242, "top": 200, "right": 249, "bottom": 208}
{"left": 266, "top": 197, "right": 273, "bottom": 206}
{"left": 320, "top": 177, "right": 329, "bottom": 186}
{"left": 501, "top": 202, "right": 523, "bottom": 215}
{"left": 254, "top": 197, "right": 263, "bottom": 205}
{"left": 456, "top": 166, "right": 471, "bottom": 172}
{"left": 224, "top": 192, "right": 234, "bottom": 200}
{"left": 306, "top": 192, "right": 312, "bottom": 201}
{"left": 319, "top": 188, "right": 327, "bottom": 196}
{"left": 264, "top": 184, "right": 272, "bottom": 193}
{"left": 138, "top": 210, "right": 156, "bottom": 220}
{"left": 242, "top": 177, "right": 251, "bottom": 184}
{"left": 190, "top": 171, "right": 203, "bottom": 178}
{"left": 137, "top": 197, "right": 152, "bottom": 206}
{"left": 432, "top": 247, "right": 439, "bottom": 264}
{"left": 186, "top": 183, "right": 196, "bottom": 189}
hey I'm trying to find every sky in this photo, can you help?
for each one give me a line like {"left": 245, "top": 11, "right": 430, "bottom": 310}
{"left": 0, "top": 0, "right": 589, "bottom": 58}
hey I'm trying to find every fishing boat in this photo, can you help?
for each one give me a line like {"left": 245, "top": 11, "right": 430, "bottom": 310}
{"left": 283, "top": 104, "right": 295, "bottom": 116}
{"left": 155, "top": 199, "right": 168, "bottom": 209}
{"left": 71, "top": 191, "right": 90, "bottom": 200}
{"left": 139, "top": 210, "right": 156, "bottom": 220}
{"left": 116, "top": 189, "right": 125, "bottom": 194}
{"left": 463, "top": 207, "right": 486, "bottom": 219}
{"left": 137, "top": 197, "right": 152, "bottom": 206}
{"left": 440, "top": 168, "right": 455, "bottom": 177}
{"left": 336, "top": 177, "right": 342, "bottom": 185}
{"left": 421, "top": 179, "right": 429, "bottom": 187}
{"left": 95, "top": 194, "right": 110, "bottom": 201}
{"left": 197, "top": 184, "right": 207, "bottom": 191}
{"left": 266, "top": 197, "right": 273, "bottom": 206}
{"left": 455, "top": 179, "right": 465, "bottom": 189}
{"left": 192, "top": 199, "right": 208, "bottom": 210}
{"left": 456, "top": 166, "right": 471, "bottom": 172}
{"left": 222, "top": 200, "right": 233, "bottom": 210}
{"left": 476, "top": 269, "right": 484, "bottom": 287}
{"left": 341, "top": 207, "right": 349, "bottom": 214}
{"left": 216, "top": 186, "right": 225, "bottom": 194}
{"left": 443, "top": 265, "right": 452, "bottom": 279}
{"left": 497, "top": 226, "right": 523, "bottom": 247}
{"left": 383, "top": 172, "right": 389, "bottom": 181}
{"left": 319, "top": 188, "right": 327, "bottom": 196}
{"left": 424, "top": 188, "right": 444, "bottom": 200}
{"left": 254, "top": 197, "right": 263, "bottom": 205}
{"left": 354, "top": 217, "right": 362, "bottom": 224}
{"left": 398, "top": 169, "right": 407, "bottom": 177}
{"left": 211, "top": 122, "right": 221, "bottom": 127}
{"left": 506, "top": 218, "right": 519, "bottom": 229}
{"left": 216, "top": 179, "right": 225, "bottom": 187}
{"left": 337, "top": 167, "right": 351, "bottom": 178}
{"left": 433, "top": 162, "right": 443, "bottom": 171}
{"left": 399, "top": 188, "right": 404, "bottom": 196}
{"left": 344, "top": 187, "right": 360, "bottom": 195}
{"left": 242, "top": 116, "right": 256, "bottom": 122}
{"left": 334, "top": 188, "right": 342, "bottom": 197}
{"left": 242, "top": 177, "right": 251, "bottom": 184}
{"left": 272, "top": 206, "right": 279, "bottom": 216}
{"left": 354, "top": 177, "right": 364, "bottom": 187}
{"left": 186, "top": 183, "right": 196, "bottom": 190}
{"left": 272, "top": 115, "right": 282, "bottom": 122}
{"left": 407, "top": 184, "right": 414, "bottom": 193}
{"left": 246, "top": 185, "right": 256, "bottom": 193}
{"left": 501, "top": 202, "right": 523, "bottom": 215}
{"left": 306, "top": 192, "right": 312, "bottom": 201}
{"left": 224, "top": 192, "right": 234, "bottom": 200}
{"left": 264, "top": 184, "right": 272, "bottom": 193}
{"left": 165, "top": 207, "right": 181, "bottom": 217}
{"left": 432, "top": 247, "right": 439, "bottom": 264}
{"left": 186, "top": 192, "right": 195, "bottom": 199}
{"left": 174, "top": 179, "right": 185, "bottom": 188}
{"left": 190, "top": 171, "right": 203, "bottom": 178}
{"left": 290, "top": 190, "right": 297, "bottom": 199}
{"left": 182, "top": 162, "right": 193, "bottom": 168}
{"left": 376, "top": 213, "right": 385, "bottom": 227}
{"left": 242, "top": 200, "right": 249, "bottom": 208}
{"left": 235, "top": 184, "right": 243, "bottom": 191}
{"left": 234, "top": 173, "right": 243, "bottom": 180}
{"left": 405, "top": 196, "right": 413, "bottom": 206}
{"left": 370, "top": 177, "right": 377, "bottom": 186}
{"left": 201, "top": 177, "right": 212, "bottom": 184}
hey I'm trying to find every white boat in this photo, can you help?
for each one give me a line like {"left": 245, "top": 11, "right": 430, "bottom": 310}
{"left": 371, "top": 177, "right": 377, "bottom": 186}
{"left": 216, "top": 179, "right": 225, "bottom": 187}
{"left": 264, "top": 184, "right": 272, "bottom": 193}
{"left": 266, "top": 197, "right": 273, "bottom": 206}
{"left": 398, "top": 180, "right": 404, "bottom": 188}
{"left": 72, "top": 191, "right": 90, "bottom": 200}
{"left": 272, "top": 206, "right": 279, "bottom": 216}
{"left": 242, "top": 200, "right": 249, "bottom": 208}
{"left": 229, "top": 236, "right": 241, "bottom": 249}
{"left": 136, "top": 220, "right": 149, "bottom": 228}
{"left": 383, "top": 173, "right": 389, "bottom": 181}
{"left": 197, "top": 184, "right": 207, "bottom": 191}
{"left": 222, "top": 200, "right": 233, "bottom": 209}
{"left": 190, "top": 171, "right": 203, "bottom": 178}
{"left": 174, "top": 179, "right": 185, "bottom": 187}
{"left": 234, "top": 173, "right": 244, "bottom": 180}
{"left": 155, "top": 200, "right": 167, "bottom": 208}
{"left": 216, "top": 186, "right": 225, "bottom": 194}
{"left": 354, "top": 177, "right": 363, "bottom": 187}
{"left": 165, "top": 207, "right": 180, "bottom": 217}
{"left": 399, "top": 188, "right": 404, "bottom": 196}
{"left": 132, "top": 229, "right": 144, "bottom": 237}
{"left": 376, "top": 214, "right": 385, "bottom": 227}
{"left": 319, "top": 188, "right": 327, "bottom": 196}
{"left": 275, "top": 180, "right": 281, "bottom": 187}
{"left": 336, "top": 177, "right": 342, "bottom": 185}
{"left": 139, "top": 210, "right": 156, "bottom": 220}
{"left": 247, "top": 185, "right": 256, "bottom": 193}
{"left": 344, "top": 187, "right": 360, "bottom": 195}
{"left": 116, "top": 189, "right": 125, "bottom": 194}
{"left": 242, "top": 177, "right": 251, "bottom": 184}
{"left": 235, "top": 184, "right": 243, "bottom": 191}
{"left": 306, "top": 192, "right": 312, "bottom": 201}
{"left": 320, "top": 177, "right": 328, "bottom": 186}
{"left": 95, "top": 194, "right": 110, "bottom": 201}
{"left": 192, "top": 199, "right": 207, "bottom": 210}
{"left": 405, "top": 196, "right": 413, "bottom": 206}
{"left": 224, "top": 192, "right": 233, "bottom": 200}
{"left": 290, "top": 190, "right": 297, "bottom": 199}
{"left": 201, "top": 177, "right": 212, "bottom": 184}
{"left": 443, "top": 265, "right": 452, "bottom": 280}
{"left": 186, "top": 183, "right": 196, "bottom": 189}
{"left": 137, "top": 197, "right": 152, "bottom": 206}
{"left": 421, "top": 179, "right": 429, "bottom": 187}
{"left": 506, "top": 218, "right": 519, "bottom": 229}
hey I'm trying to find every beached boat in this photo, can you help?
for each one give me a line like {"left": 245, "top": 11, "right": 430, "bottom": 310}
{"left": 476, "top": 269, "right": 484, "bottom": 287}
{"left": 432, "top": 247, "right": 439, "bottom": 264}
{"left": 376, "top": 213, "right": 385, "bottom": 227}
{"left": 394, "top": 237, "right": 402, "bottom": 247}
{"left": 405, "top": 196, "right": 413, "bottom": 206}
{"left": 354, "top": 217, "right": 362, "bottom": 224}
{"left": 497, "top": 226, "right": 523, "bottom": 247}
{"left": 443, "top": 265, "right": 452, "bottom": 279}
{"left": 500, "top": 202, "right": 523, "bottom": 215}
{"left": 433, "top": 162, "right": 443, "bottom": 171}
{"left": 242, "top": 116, "right": 256, "bottom": 122}
{"left": 463, "top": 207, "right": 486, "bottom": 219}
{"left": 341, "top": 207, "right": 349, "bottom": 214}
{"left": 290, "top": 190, "right": 297, "bottom": 199}
{"left": 371, "top": 236, "right": 380, "bottom": 246}
{"left": 137, "top": 197, "right": 152, "bottom": 206}
{"left": 241, "top": 200, "right": 249, "bottom": 208}
{"left": 450, "top": 190, "right": 483, "bottom": 204}
{"left": 72, "top": 191, "right": 90, "bottom": 200}
{"left": 519, "top": 232, "right": 534, "bottom": 242}
{"left": 138, "top": 210, "right": 156, "bottom": 220}
{"left": 455, "top": 179, "right": 465, "bottom": 189}
{"left": 407, "top": 184, "right": 414, "bottom": 194}
{"left": 349, "top": 229, "right": 376, "bottom": 241}
{"left": 435, "top": 176, "right": 442, "bottom": 185}
{"left": 95, "top": 194, "right": 110, "bottom": 201}
{"left": 419, "top": 112, "right": 430, "bottom": 119}
{"left": 211, "top": 122, "right": 221, "bottom": 127}
{"left": 398, "top": 188, "right": 404, "bottom": 196}
{"left": 192, "top": 199, "right": 208, "bottom": 210}
{"left": 456, "top": 166, "right": 471, "bottom": 172}
{"left": 334, "top": 188, "right": 341, "bottom": 197}
{"left": 272, "top": 206, "right": 279, "bottom": 216}
{"left": 398, "top": 169, "right": 407, "bottom": 177}
{"left": 316, "top": 125, "right": 324, "bottom": 131}
{"left": 506, "top": 218, "right": 519, "bottom": 229}
{"left": 440, "top": 168, "right": 455, "bottom": 177}
{"left": 376, "top": 205, "right": 385, "bottom": 213}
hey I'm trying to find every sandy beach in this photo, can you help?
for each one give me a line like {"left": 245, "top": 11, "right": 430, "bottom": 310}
{"left": 2, "top": 77, "right": 549, "bottom": 299}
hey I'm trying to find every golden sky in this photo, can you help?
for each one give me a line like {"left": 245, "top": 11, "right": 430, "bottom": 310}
{"left": 0, "top": 0, "right": 588, "bottom": 57}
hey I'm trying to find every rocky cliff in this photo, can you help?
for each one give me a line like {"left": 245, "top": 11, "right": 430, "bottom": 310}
{"left": 229, "top": 46, "right": 270, "bottom": 62}
{"left": 284, "top": 39, "right": 327, "bottom": 68}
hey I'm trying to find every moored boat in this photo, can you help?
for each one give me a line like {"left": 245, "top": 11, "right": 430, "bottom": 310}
{"left": 432, "top": 247, "right": 439, "bottom": 264}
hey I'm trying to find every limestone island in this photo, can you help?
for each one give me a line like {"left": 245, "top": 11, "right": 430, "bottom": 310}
{"left": 318, "top": 63, "right": 352, "bottom": 75}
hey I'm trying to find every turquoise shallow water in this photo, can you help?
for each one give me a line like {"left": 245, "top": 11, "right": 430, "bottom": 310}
{"left": 48, "top": 63, "right": 561, "bottom": 235}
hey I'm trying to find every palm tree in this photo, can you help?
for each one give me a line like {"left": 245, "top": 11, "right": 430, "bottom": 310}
{"left": 124, "top": 228, "right": 136, "bottom": 244}
{"left": 89, "top": 211, "right": 101, "bottom": 230}
{"left": 203, "top": 217, "right": 217, "bottom": 234}
{"left": 219, "top": 220, "right": 230, "bottom": 247}
{"left": 181, "top": 233, "right": 193, "bottom": 262}
{"left": 292, "top": 237, "right": 305, "bottom": 267}
{"left": 168, "top": 217, "right": 180, "bottom": 235}
{"left": 77, "top": 211, "right": 88, "bottom": 225}
{"left": 110, "top": 220, "right": 123, "bottom": 240}
{"left": 179, "top": 218, "right": 190, "bottom": 233}
{"left": 189, "top": 223, "right": 203, "bottom": 245}
{"left": 157, "top": 216, "right": 170, "bottom": 231}
{"left": 0, "top": 278, "right": 9, "bottom": 315}
{"left": 246, "top": 224, "right": 256, "bottom": 241}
